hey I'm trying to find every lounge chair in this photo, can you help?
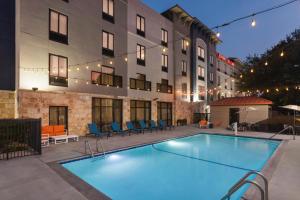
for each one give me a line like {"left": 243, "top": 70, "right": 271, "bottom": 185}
{"left": 88, "top": 123, "right": 110, "bottom": 138}
{"left": 138, "top": 120, "right": 149, "bottom": 133}
{"left": 150, "top": 120, "right": 159, "bottom": 132}
{"left": 199, "top": 120, "right": 209, "bottom": 128}
{"left": 111, "top": 122, "right": 129, "bottom": 136}
{"left": 158, "top": 120, "right": 167, "bottom": 130}
{"left": 126, "top": 121, "right": 143, "bottom": 134}
{"left": 42, "top": 125, "right": 79, "bottom": 144}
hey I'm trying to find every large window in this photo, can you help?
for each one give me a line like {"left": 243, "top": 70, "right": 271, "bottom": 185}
{"left": 157, "top": 79, "right": 172, "bottom": 94}
{"left": 130, "top": 74, "right": 151, "bottom": 91}
{"left": 102, "top": 0, "right": 114, "bottom": 23}
{"left": 181, "top": 60, "right": 187, "bottom": 76}
{"left": 49, "top": 54, "right": 68, "bottom": 87}
{"left": 209, "top": 72, "right": 214, "bottom": 82}
{"left": 198, "top": 66, "right": 205, "bottom": 81}
{"left": 49, "top": 106, "right": 68, "bottom": 129}
{"left": 102, "top": 31, "right": 114, "bottom": 57}
{"left": 92, "top": 98, "right": 122, "bottom": 131}
{"left": 161, "top": 54, "right": 168, "bottom": 72}
{"left": 210, "top": 55, "right": 214, "bottom": 66}
{"left": 157, "top": 102, "right": 172, "bottom": 126}
{"left": 130, "top": 100, "right": 151, "bottom": 126}
{"left": 136, "top": 15, "right": 145, "bottom": 37}
{"left": 137, "top": 44, "right": 145, "bottom": 66}
{"left": 49, "top": 9, "right": 68, "bottom": 44}
{"left": 182, "top": 83, "right": 187, "bottom": 99}
{"left": 198, "top": 86, "right": 205, "bottom": 101}
{"left": 197, "top": 46, "right": 205, "bottom": 61}
{"left": 181, "top": 39, "right": 188, "bottom": 54}
{"left": 161, "top": 29, "right": 168, "bottom": 47}
{"left": 91, "top": 66, "right": 122, "bottom": 87}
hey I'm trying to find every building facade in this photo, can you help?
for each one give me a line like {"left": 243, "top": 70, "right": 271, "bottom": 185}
{"left": 0, "top": 0, "right": 241, "bottom": 135}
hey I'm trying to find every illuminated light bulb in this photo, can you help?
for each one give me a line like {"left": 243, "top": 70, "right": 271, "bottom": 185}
{"left": 216, "top": 32, "right": 221, "bottom": 38}
{"left": 124, "top": 57, "right": 128, "bottom": 62}
{"left": 68, "top": 69, "right": 71, "bottom": 72}
{"left": 265, "top": 61, "right": 268, "bottom": 66}
{"left": 86, "top": 65, "right": 89, "bottom": 69}
{"left": 250, "top": 69, "right": 254, "bottom": 73}
{"left": 276, "top": 88, "right": 279, "bottom": 92}
{"left": 240, "top": 74, "right": 243, "bottom": 78}
{"left": 110, "top": 61, "right": 113, "bottom": 65}
{"left": 76, "top": 67, "right": 80, "bottom": 71}
{"left": 280, "top": 51, "right": 284, "bottom": 57}
{"left": 266, "top": 89, "right": 269, "bottom": 93}
{"left": 75, "top": 80, "right": 78, "bottom": 83}
{"left": 251, "top": 19, "right": 256, "bottom": 27}
{"left": 232, "top": 79, "right": 235, "bottom": 82}
{"left": 186, "top": 41, "right": 189, "bottom": 46}
{"left": 97, "top": 64, "right": 101, "bottom": 67}
{"left": 86, "top": 81, "right": 89, "bottom": 85}
{"left": 286, "top": 87, "right": 289, "bottom": 91}
{"left": 107, "top": 84, "right": 109, "bottom": 87}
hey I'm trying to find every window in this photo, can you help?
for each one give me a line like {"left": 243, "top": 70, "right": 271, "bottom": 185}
{"left": 209, "top": 72, "right": 214, "bottom": 82}
{"left": 137, "top": 44, "right": 145, "bottom": 66}
{"left": 157, "top": 102, "right": 172, "bottom": 126}
{"left": 197, "top": 46, "right": 205, "bottom": 61}
{"left": 102, "top": 0, "right": 114, "bottom": 23}
{"left": 137, "top": 15, "right": 145, "bottom": 37}
{"left": 130, "top": 100, "right": 151, "bottom": 127}
{"left": 92, "top": 98, "right": 122, "bottom": 131}
{"left": 102, "top": 31, "right": 114, "bottom": 57}
{"left": 224, "top": 65, "right": 227, "bottom": 74}
{"left": 161, "top": 29, "right": 168, "bottom": 47}
{"left": 157, "top": 79, "right": 172, "bottom": 94}
{"left": 218, "top": 75, "right": 221, "bottom": 86}
{"left": 181, "top": 39, "right": 188, "bottom": 54}
{"left": 182, "top": 83, "right": 187, "bottom": 99}
{"left": 91, "top": 66, "right": 122, "bottom": 87}
{"left": 130, "top": 74, "right": 151, "bottom": 91}
{"left": 49, "top": 10, "right": 68, "bottom": 44}
{"left": 161, "top": 54, "right": 168, "bottom": 72}
{"left": 181, "top": 60, "right": 187, "bottom": 76}
{"left": 49, "top": 106, "right": 68, "bottom": 129}
{"left": 198, "top": 86, "right": 205, "bottom": 101}
{"left": 198, "top": 66, "right": 205, "bottom": 81}
{"left": 225, "top": 79, "right": 228, "bottom": 89}
{"left": 49, "top": 54, "right": 68, "bottom": 87}
{"left": 210, "top": 55, "right": 214, "bottom": 66}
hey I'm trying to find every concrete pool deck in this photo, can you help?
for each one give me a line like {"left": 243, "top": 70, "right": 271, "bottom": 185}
{"left": 0, "top": 126, "right": 299, "bottom": 200}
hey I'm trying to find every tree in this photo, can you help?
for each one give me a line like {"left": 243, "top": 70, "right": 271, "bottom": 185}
{"left": 237, "top": 29, "right": 300, "bottom": 106}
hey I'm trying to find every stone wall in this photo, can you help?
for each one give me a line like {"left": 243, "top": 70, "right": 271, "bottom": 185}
{"left": 0, "top": 90, "right": 15, "bottom": 119}
{"left": 174, "top": 100, "right": 193, "bottom": 124}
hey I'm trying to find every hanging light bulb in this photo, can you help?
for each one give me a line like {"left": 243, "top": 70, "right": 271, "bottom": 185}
{"left": 124, "top": 57, "right": 128, "bottom": 62}
{"left": 250, "top": 69, "right": 254, "bottom": 73}
{"left": 240, "top": 74, "right": 243, "bottom": 78}
{"left": 162, "top": 48, "right": 166, "bottom": 53}
{"left": 280, "top": 51, "right": 284, "bottom": 57}
{"left": 276, "top": 88, "right": 279, "bottom": 92}
{"left": 251, "top": 19, "right": 256, "bottom": 27}
{"left": 76, "top": 67, "right": 80, "bottom": 71}
{"left": 266, "top": 89, "right": 269, "bottom": 93}
{"left": 216, "top": 31, "right": 221, "bottom": 38}
{"left": 265, "top": 61, "right": 268, "bottom": 66}
{"left": 110, "top": 61, "right": 113, "bottom": 65}
{"left": 97, "top": 63, "right": 101, "bottom": 67}
{"left": 86, "top": 65, "right": 89, "bottom": 69}
{"left": 286, "top": 87, "right": 289, "bottom": 91}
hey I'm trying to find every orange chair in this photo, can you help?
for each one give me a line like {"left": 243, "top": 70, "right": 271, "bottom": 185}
{"left": 199, "top": 120, "right": 209, "bottom": 128}
{"left": 53, "top": 125, "right": 66, "bottom": 136}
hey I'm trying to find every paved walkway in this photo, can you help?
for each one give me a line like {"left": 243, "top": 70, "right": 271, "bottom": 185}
{"left": 0, "top": 126, "right": 299, "bottom": 200}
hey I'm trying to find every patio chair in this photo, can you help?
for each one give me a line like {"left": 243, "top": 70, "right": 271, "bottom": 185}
{"left": 111, "top": 122, "right": 129, "bottom": 136}
{"left": 150, "top": 120, "right": 159, "bottom": 132}
{"left": 158, "top": 120, "right": 167, "bottom": 130}
{"left": 199, "top": 120, "right": 209, "bottom": 129}
{"left": 138, "top": 120, "right": 149, "bottom": 133}
{"left": 88, "top": 123, "right": 110, "bottom": 138}
{"left": 126, "top": 121, "right": 143, "bottom": 134}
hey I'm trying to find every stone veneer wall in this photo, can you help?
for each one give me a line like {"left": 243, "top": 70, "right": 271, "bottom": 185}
{"left": 18, "top": 90, "right": 132, "bottom": 136}
{"left": 174, "top": 100, "right": 193, "bottom": 124}
{"left": 0, "top": 90, "right": 15, "bottom": 119}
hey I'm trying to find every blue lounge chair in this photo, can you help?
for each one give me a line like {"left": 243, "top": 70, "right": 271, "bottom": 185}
{"left": 150, "top": 120, "right": 159, "bottom": 132}
{"left": 158, "top": 120, "right": 167, "bottom": 130}
{"left": 126, "top": 121, "right": 143, "bottom": 134}
{"left": 138, "top": 120, "right": 148, "bottom": 133}
{"left": 111, "top": 122, "right": 128, "bottom": 136}
{"left": 87, "top": 123, "right": 110, "bottom": 138}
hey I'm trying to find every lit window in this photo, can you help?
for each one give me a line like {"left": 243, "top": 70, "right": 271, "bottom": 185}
{"left": 182, "top": 83, "right": 187, "bottom": 99}
{"left": 181, "top": 39, "right": 188, "bottom": 53}
{"left": 137, "top": 44, "right": 145, "bottom": 66}
{"left": 49, "top": 54, "right": 68, "bottom": 87}
{"left": 198, "top": 66, "right": 205, "bottom": 79}
{"left": 102, "top": 31, "right": 114, "bottom": 56}
{"left": 49, "top": 10, "right": 68, "bottom": 44}
{"left": 197, "top": 46, "right": 205, "bottom": 60}
{"left": 181, "top": 60, "right": 187, "bottom": 76}
{"left": 103, "top": 0, "right": 114, "bottom": 17}
{"left": 161, "top": 29, "right": 168, "bottom": 47}
{"left": 161, "top": 54, "right": 168, "bottom": 72}
{"left": 137, "top": 15, "right": 145, "bottom": 37}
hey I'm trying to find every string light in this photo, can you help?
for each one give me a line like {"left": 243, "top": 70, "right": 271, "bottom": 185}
{"left": 266, "top": 89, "right": 269, "bottom": 93}
{"left": 280, "top": 51, "right": 284, "bottom": 57}
{"left": 86, "top": 65, "right": 89, "bottom": 69}
{"left": 265, "top": 61, "right": 268, "bottom": 66}
{"left": 251, "top": 19, "right": 256, "bottom": 27}
{"left": 109, "top": 61, "right": 113, "bottom": 65}
{"left": 162, "top": 48, "right": 166, "bottom": 52}
{"left": 286, "top": 87, "right": 289, "bottom": 91}
{"left": 250, "top": 69, "right": 254, "bottom": 73}
{"left": 97, "top": 64, "right": 101, "bottom": 67}
{"left": 124, "top": 57, "right": 128, "bottom": 62}
{"left": 76, "top": 67, "right": 80, "bottom": 71}
{"left": 216, "top": 31, "right": 221, "bottom": 38}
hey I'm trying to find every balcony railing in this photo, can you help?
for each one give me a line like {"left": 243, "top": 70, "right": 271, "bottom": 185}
{"left": 182, "top": 71, "right": 187, "bottom": 76}
{"left": 162, "top": 66, "right": 168, "bottom": 72}
{"left": 92, "top": 73, "right": 122, "bottom": 88}
{"left": 102, "top": 12, "right": 114, "bottom": 23}
{"left": 198, "top": 76, "right": 205, "bottom": 81}
{"left": 102, "top": 48, "right": 114, "bottom": 57}
{"left": 161, "top": 41, "right": 168, "bottom": 47}
{"left": 198, "top": 56, "right": 205, "bottom": 62}
{"left": 157, "top": 83, "right": 173, "bottom": 94}
{"left": 130, "top": 78, "right": 151, "bottom": 91}
{"left": 49, "top": 76, "right": 68, "bottom": 87}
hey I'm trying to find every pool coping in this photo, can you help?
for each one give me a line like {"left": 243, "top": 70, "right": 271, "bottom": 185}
{"left": 48, "top": 132, "right": 285, "bottom": 200}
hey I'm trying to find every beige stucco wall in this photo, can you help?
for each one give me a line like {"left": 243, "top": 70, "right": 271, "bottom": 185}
{"left": 0, "top": 90, "right": 15, "bottom": 119}
{"left": 211, "top": 105, "right": 270, "bottom": 128}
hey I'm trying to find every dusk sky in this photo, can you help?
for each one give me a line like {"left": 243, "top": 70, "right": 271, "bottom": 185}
{"left": 142, "top": 0, "right": 300, "bottom": 60}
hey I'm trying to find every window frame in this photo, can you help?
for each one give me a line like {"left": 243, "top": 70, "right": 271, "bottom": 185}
{"left": 181, "top": 39, "right": 188, "bottom": 54}
{"left": 161, "top": 28, "right": 168, "bottom": 47}
{"left": 181, "top": 83, "right": 187, "bottom": 99}
{"left": 49, "top": 53, "right": 68, "bottom": 87}
{"left": 49, "top": 9, "right": 68, "bottom": 44}
{"left": 102, "top": 0, "right": 114, "bottom": 23}
{"left": 136, "top": 14, "right": 145, "bottom": 37}
{"left": 102, "top": 30, "right": 114, "bottom": 57}
{"left": 49, "top": 106, "right": 68, "bottom": 129}
{"left": 137, "top": 44, "right": 146, "bottom": 66}
{"left": 161, "top": 54, "right": 168, "bottom": 72}
{"left": 181, "top": 60, "right": 187, "bottom": 76}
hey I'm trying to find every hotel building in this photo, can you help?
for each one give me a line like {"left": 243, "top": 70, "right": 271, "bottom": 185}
{"left": 0, "top": 0, "right": 240, "bottom": 135}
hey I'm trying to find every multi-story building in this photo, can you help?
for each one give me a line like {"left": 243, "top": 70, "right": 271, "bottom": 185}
{"left": 0, "top": 0, "right": 240, "bottom": 134}
{"left": 216, "top": 52, "right": 240, "bottom": 99}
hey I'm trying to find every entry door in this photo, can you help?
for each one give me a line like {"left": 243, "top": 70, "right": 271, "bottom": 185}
{"left": 229, "top": 108, "right": 240, "bottom": 125}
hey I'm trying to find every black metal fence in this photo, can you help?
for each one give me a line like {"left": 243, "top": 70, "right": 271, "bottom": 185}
{"left": 0, "top": 119, "right": 41, "bottom": 160}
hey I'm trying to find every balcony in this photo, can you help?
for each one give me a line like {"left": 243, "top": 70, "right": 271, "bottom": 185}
{"left": 49, "top": 31, "right": 68, "bottom": 45}
{"left": 102, "top": 12, "right": 114, "bottom": 24}
{"left": 137, "top": 29, "right": 145, "bottom": 37}
{"left": 161, "top": 41, "right": 168, "bottom": 47}
{"left": 137, "top": 58, "right": 145, "bottom": 66}
{"left": 182, "top": 49, "right": 187, "bottom": 54}
{"left": 182, "top": 71, "right": 187, "bottom": 76}
{"left": 91, "top": 73, "right": 122, "bottom": 88}
{"left": 198, "top": 56, "right": 205, "bottom": 62}
{"left": 162, "top": 66, "right": 168, "bottom": 72}
{"left": 49, "top": 76, "right": 68, "bottom": 87}
{"left": 102, "top": 48, "right": 114, "bottom": 57}
{"left": 157, "top": 83, "right": 172, "bottom": 94}
{"left": 130, "top": 78, "right": 151, "bottom": 91}
{"left": 198, "top": 76, "right": 205, "bottom": 81}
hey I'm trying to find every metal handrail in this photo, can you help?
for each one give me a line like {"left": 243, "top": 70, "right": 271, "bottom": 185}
{"left": 84, "top": 140, "right": 94, "bottom": 157}
{"left": 269, "top": 125, "right": 295, "bottom": 140}
{"left": 96, "top": 138, "right": 106, "bottom": 157}
{"left": 221, "top": 180, "right": 265, "bottom": 200}
{"left": 221, "top": 171, "right": 268, "bottom": 200}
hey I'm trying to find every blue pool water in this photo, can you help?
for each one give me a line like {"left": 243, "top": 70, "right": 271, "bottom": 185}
{"left": 62, "top": 134, "right": 280, "bottom": 200}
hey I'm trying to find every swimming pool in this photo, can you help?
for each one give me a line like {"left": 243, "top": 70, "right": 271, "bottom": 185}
{"left": 62, "top": 134, "right": 280, "bottom": 200}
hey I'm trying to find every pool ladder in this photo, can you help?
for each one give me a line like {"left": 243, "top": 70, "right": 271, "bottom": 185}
{"left": 84, "top": 138, "right": 106, "bottom": 158}
{"left": 221, "top": 171, "right": 268, "bottom": 200}
{"left": 269, "top": 125, "right": 296, "bottom": 140}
